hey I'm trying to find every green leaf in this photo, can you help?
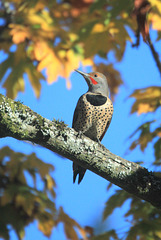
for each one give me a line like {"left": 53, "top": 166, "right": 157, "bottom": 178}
{"left": 154, "top": 138, "right": 161, "bottom": 165}
{"left": 0, "top": 53, "right": 14, "bottom": 82}
{"left": 103, "top": 190, "right": 131, "bottom": 220}
{"left": 25, "top": 62, "right": 45, "bottom": 98}
{"left": 91, "top": 230, "right": 118, "bottom": 240}
{"left": 89, "top": 0, "right": 107, "bottom": 13}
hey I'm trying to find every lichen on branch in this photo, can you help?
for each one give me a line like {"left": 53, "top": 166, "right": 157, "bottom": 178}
{"left": 0, "top": 93, "right": 161, "bottom": 208}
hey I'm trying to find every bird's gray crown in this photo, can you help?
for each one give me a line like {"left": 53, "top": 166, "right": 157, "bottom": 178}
{"left": 75, "top": 69, "right": 109, "bottom": 97}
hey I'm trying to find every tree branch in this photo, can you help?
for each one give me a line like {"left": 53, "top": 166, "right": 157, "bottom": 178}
{"left": 147, "top": 36, "right": 161, "bottom": 75}
{"left": 0, "top": 94, "right": 161, "bottom": 208}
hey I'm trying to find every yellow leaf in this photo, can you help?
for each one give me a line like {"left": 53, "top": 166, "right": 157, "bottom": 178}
{"left": 38, "top": 219, "right": 55, "bottom": 237}
{"left": 63, "top": 50, "right": 80, "bottom": 79}
{"left": 132, "top": 87, "right": 161, "bottom": 99}
{"left": 130, "top": 87, "right": 161, "bottom": 115}
{"left": 91, "top": 23, "right": 105, "bottom": 33}
{"left": 33, "top": 42, "right": 90, "bottom": 87}
{"left": 68, "top": 33, "right": 78, "bottom": 42}
{"left": 25, "top": 9, "right": 55, "bottom": 32}
{"left": 82, "top": 58, "right": 94, "bottom": 67}
{"left": 66, "top": 78, "right": 72, "bottom": 89}
{"left": 150, "top": 14, "right": 161, "bottom": 30}
{"left": 34, "top": 1, "right": 46, "bottom": 11}
{"left": 34, "top": 41, "right": 62, "bottom": 84}
{"left": 108, "top": 22, "right": 119, "bottom": 35}
{"left": 46, "top": 55, "right": 63, "bottom": 84}
{"left": 149, "top": 0, "right": 161, "bottom": 13}
{"left": 33, "top": 41, "right": 49, "bottom": 61}
{"left": 155, "top": 231, "right": 161, "bottom": 238}
{"left": 45, "top": 174, "right": 55, "bottom": 190}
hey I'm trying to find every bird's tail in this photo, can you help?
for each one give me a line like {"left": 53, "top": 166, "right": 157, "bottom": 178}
{"left": 73, "top": 163, "right": 86, "bottom": 184}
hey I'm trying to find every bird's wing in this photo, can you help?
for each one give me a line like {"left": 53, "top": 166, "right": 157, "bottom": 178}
{"left": 72, "top": 95, "right": 84, "bottom": 129}
{"left": 72, "top": 103, "right": 79, "bottom": 128}
{"left": 100, "top": 98, "right": 113, "bottom": 141}
{"left": 99, "top": 119, "right": 111, "bottom": 141}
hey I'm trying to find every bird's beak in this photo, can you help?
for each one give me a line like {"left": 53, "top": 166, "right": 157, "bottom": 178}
{"left": 75, "top": 69, "right": 89, "bottom": 78}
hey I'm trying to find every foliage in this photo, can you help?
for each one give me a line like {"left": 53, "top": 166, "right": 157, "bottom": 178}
{"left": 0, "top": 0, "right": 161, "bottom": 240}
{"left": 0, "top": 147, "right": 88, "bottom": 240}
{"left": 103, "top": 188, "right": 161, "bottom": 240}
{"left": 0, "top": 0, "right": 156, "bottom": 99}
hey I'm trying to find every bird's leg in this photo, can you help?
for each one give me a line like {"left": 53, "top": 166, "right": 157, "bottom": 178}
{"left": 96, "top": 137, "right": 106, "bottom": 150}
{"left": 96, "top": 137, "right": 101, "bottom": 144}
{"left": 77, "top": 131, "right": 83, "bottom": 139}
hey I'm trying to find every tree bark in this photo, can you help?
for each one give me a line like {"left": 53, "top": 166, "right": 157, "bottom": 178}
{"left": 0, "top": 94, "right": 161, "bottom": 208}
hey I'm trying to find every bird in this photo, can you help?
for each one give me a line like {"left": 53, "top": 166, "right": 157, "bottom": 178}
{"left": 72, "top": 69, "right": 113, "bottom": 184}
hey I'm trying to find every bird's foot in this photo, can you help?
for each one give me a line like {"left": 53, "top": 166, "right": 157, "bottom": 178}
{"left": 77, "top": 131, "right": 83, "bottom": 139}
{"left": 96, "top": 138, "right": 106, "bottom": 150}
{"left": 96, "top": 138, "right": 101, "bottom": 144}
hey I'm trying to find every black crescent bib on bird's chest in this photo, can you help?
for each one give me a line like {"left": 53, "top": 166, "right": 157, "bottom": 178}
{"left": 86, "top": 94, "right": 107, "bottom": 106}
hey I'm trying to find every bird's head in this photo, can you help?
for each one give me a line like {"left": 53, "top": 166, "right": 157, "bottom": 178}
{"left": 75, "top": 69, "right": 109, "bottom": 97}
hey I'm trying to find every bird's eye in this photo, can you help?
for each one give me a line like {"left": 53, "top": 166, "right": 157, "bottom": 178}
{"left": 94, "top": 74, "right": 97, "bottom": 77}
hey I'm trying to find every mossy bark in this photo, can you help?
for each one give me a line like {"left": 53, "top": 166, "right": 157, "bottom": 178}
{"left": 0, "top": 94, "right": 161, "bottom": 208}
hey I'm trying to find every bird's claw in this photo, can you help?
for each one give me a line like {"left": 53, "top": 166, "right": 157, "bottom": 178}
{"left": 77, "top": 131, "right": 83, "bottom": 139}
{"left": 96, "top": 138, "right": 101, "bottom": 144}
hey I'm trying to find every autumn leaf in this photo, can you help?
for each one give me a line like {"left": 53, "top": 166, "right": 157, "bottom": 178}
{"left": 38, "top": 216, "right": 55, "bottom": 237}
{"left": 57, "top": 207, "right": 88, "bottom": 240}
{"left": 0, "top": 0, "right": 138, "bottom": 97}
{"left": 128, "top": 121, "right": 161, "bottom": 153}
{"left": 25, "top": 8, "right": 55, "bottom": 32}
{"left": 9, "top": 24, "right": 31, "bottom": 44}
{"left": 0, "top": 146, "right": 59, "bottom": 239}
{"left": 149, "top": 0, "right": 161, "bottom": 31}
{"left": 130, "top": 87, "right": 161, "bottom": 115}
{"left": 44, "top": 174, "right": 56, "bottom": 192}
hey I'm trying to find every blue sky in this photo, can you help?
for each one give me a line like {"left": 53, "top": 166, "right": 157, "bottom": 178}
{"left": 0, "top": 30, "right": 160, "bottom": 239}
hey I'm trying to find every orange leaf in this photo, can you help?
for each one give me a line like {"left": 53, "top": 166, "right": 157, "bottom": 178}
{"left": 9, "top": 24, "right": 30, "bottom": 44}
{"left": 137, "top": 103, "right": 154, "bottom": 115}
{"left": 157, "top": 131, "right": 161, "bottom": 138}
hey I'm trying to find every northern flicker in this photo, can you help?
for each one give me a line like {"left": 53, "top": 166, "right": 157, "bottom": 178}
{"left": 72, "top": 69, "right": 113, "bottom": 184}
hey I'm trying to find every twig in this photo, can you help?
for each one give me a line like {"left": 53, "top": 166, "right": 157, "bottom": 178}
{"left": 147, "top": 35, "right": 161, "bottom": 75}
